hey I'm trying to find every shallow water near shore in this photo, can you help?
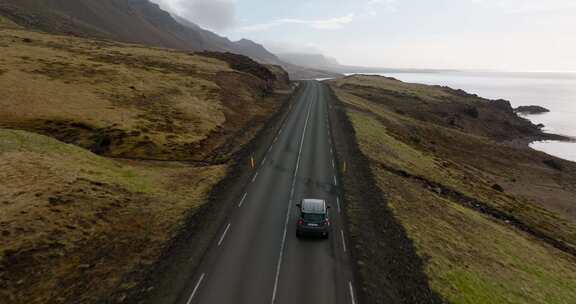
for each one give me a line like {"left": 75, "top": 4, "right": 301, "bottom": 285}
{"left": 353, "top": 71, "right": 576, "bottom": 162}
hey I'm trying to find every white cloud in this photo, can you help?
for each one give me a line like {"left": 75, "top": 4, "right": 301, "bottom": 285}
{"left": 471, "top": 0, "right": 576, "bottom": 13}
{"left": 261, "top": 41, "right": 324, "bottom": 55}
{"left": 334, "top": 31, "right": 576, "bottom": 71}
{"left": 366, "top": 0, "right": 398, "bottom": 15}
{"left": 150, "top": 0, "right": 238, "bottom": 31}
{"left": 236, "top": 14, "right": 355, "bottom": 33}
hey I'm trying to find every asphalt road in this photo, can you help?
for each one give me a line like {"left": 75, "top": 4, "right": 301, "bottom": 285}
{"left": 178, "top": 81, "right": 356, "bottom": 304}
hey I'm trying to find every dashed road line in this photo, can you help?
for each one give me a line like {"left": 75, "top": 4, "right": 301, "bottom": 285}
{"left": 336, "top": 197, "right": 341, "bottom": 214}
{"left": 252, "top": 172, "right": 259, "bottom": 183}
{"left": 333, "top": 175, "right": 337, "bottom": 186}
{"left": 186, "top": 273, "right": 206, "bottom": 304}
{"left": 349, "top": 281, "right": 356, "bottom": 304}
{"left": 238, "top": 192, "right": 248, "bottom": 207}
{"left": 217, "top": 223, "right": 231, "bottom": 247}
{"left": 341, "top": 230, "right": 347, "bottom": 253}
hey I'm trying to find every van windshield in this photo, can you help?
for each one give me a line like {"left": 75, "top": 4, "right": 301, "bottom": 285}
{"left": 302, "top": 213, "right": 325, "bottom": 223}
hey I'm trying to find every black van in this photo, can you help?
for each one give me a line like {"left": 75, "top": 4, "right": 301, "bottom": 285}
{"left": 296, "top": 199, "right": 330, "bottom": 238}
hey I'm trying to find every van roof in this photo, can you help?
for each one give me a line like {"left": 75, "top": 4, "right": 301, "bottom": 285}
{"left": 301, "top": 199, "right": 326, "bottom": 214}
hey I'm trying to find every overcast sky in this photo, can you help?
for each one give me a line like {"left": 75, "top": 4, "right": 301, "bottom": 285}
{"left": 151, "top": 0, "right": 576, "bottom": 71}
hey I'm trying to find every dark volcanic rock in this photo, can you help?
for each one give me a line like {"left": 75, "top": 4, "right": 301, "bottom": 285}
{"left": 490, "top": 99, "right": 514, "bottom": 113}
{"left": 515, "top": 105, "right": 550, "bottom": 115}
{"left": 543, "top": 159, "right": 563, "bottom": 171}
{"left": 491, "top": 184, "right": 504, "bottom": 192}
{"left": 198, "top": 52, "right": 275, "bottom": 82}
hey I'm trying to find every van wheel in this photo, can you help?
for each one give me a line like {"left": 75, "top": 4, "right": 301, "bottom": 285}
{"left": 296, "top": 231, "right": 302, "bottom": 238}
{"left": 323, "top": 233, "right": 329, "bottom": 239}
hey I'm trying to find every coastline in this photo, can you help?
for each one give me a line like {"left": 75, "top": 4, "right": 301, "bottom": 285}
{"left": 515, "top": 113, "right": 576, "bottom": 161}
{"left": 340, "top": 71, "right": 576, "bottom": 162}
{"left": 326, "top": 74, "right": 576, "bottom": 304}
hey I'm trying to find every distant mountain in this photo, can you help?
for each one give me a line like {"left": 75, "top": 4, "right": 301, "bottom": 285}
{"left": 0, "top": 0, "right": 279, "bottom": 63}
{"left": 0, "top": 0, "right": 341, "bottom": 79}
{"left": 279, "top": 53, "right": 341, "bottom": 70}
{"left": 278, "top": 52, "right": 462, "bottom": 76}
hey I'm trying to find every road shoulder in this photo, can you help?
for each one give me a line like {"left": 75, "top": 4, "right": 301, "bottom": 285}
{"left": 325, "top": 83, "right": 444, "bottom": 304}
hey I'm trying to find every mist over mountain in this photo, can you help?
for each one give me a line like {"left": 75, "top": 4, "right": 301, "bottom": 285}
{"left": 0, "top": 0, "right": 341, "bottom": 79}
{"left": 278, "top": 53, "right": 340, "bottom": 70}
{"left": 0, "top": 0, "right": 273, "bottom": 62}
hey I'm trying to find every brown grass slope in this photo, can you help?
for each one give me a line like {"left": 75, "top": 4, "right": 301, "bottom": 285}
{"left": 0, "top": 25, "right": 290, "bottom": 303}
{"left": 0, "top": 27, "right": 289, "bottom": 161}
{"left": 328, "top": 75, "right": 576, "bottom": 304}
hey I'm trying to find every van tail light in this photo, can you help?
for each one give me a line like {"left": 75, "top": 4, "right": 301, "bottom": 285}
{"left": 325, "top": 219, "right": 330, "bottom": 226}
{"left": 298, "top": 219, "right": 304, "bottom": 226}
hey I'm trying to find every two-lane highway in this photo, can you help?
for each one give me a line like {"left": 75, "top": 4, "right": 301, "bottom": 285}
{"left": 178, "top": 81, "right": 355, "bottom": 304}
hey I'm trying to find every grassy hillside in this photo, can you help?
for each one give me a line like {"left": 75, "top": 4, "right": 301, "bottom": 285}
{"left": 0, "top": 130, "right": 225, "bottom": 303}
{"left": 0, "top": 27, "right": 286, "bottom": 162}
{"left": 0, "top": 25, "right": 290, "bottom": 303}
{"left": 328, "top": 75, "right": 576, "bottom": 303}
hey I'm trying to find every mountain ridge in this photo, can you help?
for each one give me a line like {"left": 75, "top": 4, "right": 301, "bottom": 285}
{"left": 0, "top": 0, "right": 339, "bottom": 79}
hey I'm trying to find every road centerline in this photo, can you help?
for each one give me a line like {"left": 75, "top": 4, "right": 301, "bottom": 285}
{"left": 238, "top": 193, "right": 248, "bottom": 207}
{"left": 271, "top": 86, "right": 315, "bottom": 304}
{"left": 341, "top": 230, "right": 347, "bottom": 253}
{"left": 186, "top": 273, "right": 206, "bottom": 304}
{"left": 217, "top": 223, "right": 231, "bottom": 247}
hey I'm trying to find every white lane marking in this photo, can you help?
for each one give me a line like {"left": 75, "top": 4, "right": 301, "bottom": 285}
{"left": 186, "top": 273, "right": 206, "bottom": 304}
{"left": 238, "top": 192, "right": 248, "bottom": 207}
{"left": 341, "top": 230, "right": 347, "bottom": 252}
{"left": 337, "top": 197, "right": 341, "bottom": 214}
{"left": 271, "top": 90, "right": 314, "bottom": 304}
{"left": 263, "top": 155, "right": 268, "bottom": 164}
{"left": 252, "top": 172, "right": 259, "bottom": 183}
{"left": 349, "top": 281, "right": 356, "bottom": 304}
{"left": 271, "top": 222, "right": 288, "bottom": 303}
{"left": 333, "top": 176, "right": 337, "bottom": 186}
{"left": 217, "top": 223, "right": 231, "bottom": 247}
{"left": 332, "top": 159, "right": 335, "bottom": 168}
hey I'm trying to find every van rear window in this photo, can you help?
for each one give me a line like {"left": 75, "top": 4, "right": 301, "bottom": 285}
{"left": 302, "top": 213, "right": 325, "bottom": 222}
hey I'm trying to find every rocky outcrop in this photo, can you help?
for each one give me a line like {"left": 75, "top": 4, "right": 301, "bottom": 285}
{"left": 490, "top": 99, "right": 514, "bottom": 114}
{"left": 198, "top": 51, "right": 285, "bottom": 94}
{"left": 515, "top": 105, "right": 550, "bottom": 115}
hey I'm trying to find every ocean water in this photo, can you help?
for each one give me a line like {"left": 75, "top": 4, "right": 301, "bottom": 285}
{"left": 353, "top": 71, "right": 576, "bottom": 162}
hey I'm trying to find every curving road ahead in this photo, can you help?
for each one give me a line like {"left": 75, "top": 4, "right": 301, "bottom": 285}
{"left": 177, "top": 81, "right": 356, "bottom": 304}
